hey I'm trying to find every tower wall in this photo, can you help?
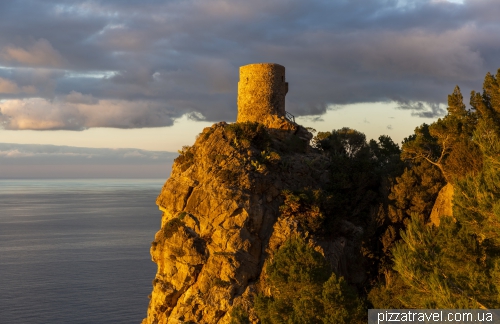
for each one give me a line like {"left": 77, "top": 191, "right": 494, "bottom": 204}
{"left": 237, "top": 63, "right": 288, "bottom": 123}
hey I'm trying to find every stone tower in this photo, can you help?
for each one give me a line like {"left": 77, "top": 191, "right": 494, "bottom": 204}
{"left": 237, "top": 63, "right": 289, "bottom": 125}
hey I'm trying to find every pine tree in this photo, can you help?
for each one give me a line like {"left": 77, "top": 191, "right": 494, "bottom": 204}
{"left": 371, "top": 69, "right": 500, "bottom": 310}
{"left": 255, "top": 238, "right": 365, "bottom": 324}
{"left": 401, "top": 86, "right": 480, "bottom": 182}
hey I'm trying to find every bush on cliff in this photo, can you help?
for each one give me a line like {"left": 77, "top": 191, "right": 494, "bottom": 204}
{"left": 279, "top": 189, "right": 325, "bottom": 233}
{"left": 255, "top": 238, "right": 365, "bottom": 324}
{"left": 225, "top": 122, "right": 271, "bottom": 150}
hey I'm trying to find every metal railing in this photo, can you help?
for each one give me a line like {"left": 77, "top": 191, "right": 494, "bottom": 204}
{"left": 285, "top": 111, "right": 295, "bottom": 123}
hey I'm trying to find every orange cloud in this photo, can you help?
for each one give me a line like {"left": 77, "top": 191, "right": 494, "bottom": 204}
{"left": 0, "top": 39, "right": 64, "bottom": 68}
{"left": 0, "top": 97, "right": 175, "bottom": 130}
{"left": 0, "top": 78, "right": 38, "bottom": 94}
{"left": 0, "top": 77, "right": 20, "bottom": 93}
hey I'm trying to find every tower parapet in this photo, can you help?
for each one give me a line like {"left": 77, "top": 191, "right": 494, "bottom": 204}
{"left": 237, "top": 63, "right": 289, "bottom": 126}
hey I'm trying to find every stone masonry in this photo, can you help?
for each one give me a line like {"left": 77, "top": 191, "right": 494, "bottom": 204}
{"left": 237, "top": 63, "right": 289, "bottom": 127}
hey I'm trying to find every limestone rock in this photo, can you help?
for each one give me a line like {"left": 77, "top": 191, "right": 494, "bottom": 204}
{"left": 429, "top": 183, "right": 454, "bottom": 226}
{"left": 142, "top": 122, "right": 362, "bottom": 324}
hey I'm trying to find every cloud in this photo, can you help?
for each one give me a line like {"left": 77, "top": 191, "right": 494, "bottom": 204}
{"left": 0, "top": 77, "right": 20, "bottom": 93}
{"left": 396, "top": 100, "right": 447, "bottom": 118}
{"left": 0, "top": 77, "right": 37, "bottom": 94}
{"left": 65, "top": 91, "right": 99, "bottom": 105}
{"left": 0, "top": 39, "right": 65, "bottom": 68}
{"left": 0, "top": 97, "right": 177, "bottom": 130}
{"left": 0, "top": 148, "right": 32, "bottom": 157}
{"left": 0, "top": 0, "right": 498, "bottom": 129}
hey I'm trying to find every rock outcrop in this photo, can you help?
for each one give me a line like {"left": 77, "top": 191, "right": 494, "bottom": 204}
{"left": 429, "top": 182, "right": 454, "bottom": 226}
{"left": 142, "top": 121, "right": 365, "bottom": 324}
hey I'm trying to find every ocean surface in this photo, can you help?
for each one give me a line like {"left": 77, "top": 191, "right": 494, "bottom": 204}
{"left": 0, "top": 179, "right": 165, "bottom": 324}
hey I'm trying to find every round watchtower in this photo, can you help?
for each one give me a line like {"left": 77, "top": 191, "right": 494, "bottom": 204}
{"left": 237, "top": 63, "right": 288, "bottom": 124}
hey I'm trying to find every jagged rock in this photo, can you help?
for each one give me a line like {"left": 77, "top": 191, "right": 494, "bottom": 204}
{"left": 142, "top": 121, "right": 363, "bottom": 324}
{"left": 429, "top": 183, "right": 455, "bottom": 226}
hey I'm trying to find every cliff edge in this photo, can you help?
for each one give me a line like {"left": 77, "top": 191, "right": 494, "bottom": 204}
{"left": 142, "top": 121, "right": 364, "bottom": 324}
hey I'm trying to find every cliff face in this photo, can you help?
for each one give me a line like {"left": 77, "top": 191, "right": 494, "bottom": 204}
{"left": 142, "top": 121, "right": 364, "bottom": 324}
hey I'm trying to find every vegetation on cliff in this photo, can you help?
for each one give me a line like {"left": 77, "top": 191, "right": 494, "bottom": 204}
{"left": 369, "top": 70, "right": 500, "bottom": 310}
{"left": 144, "top": 69, "right": 500, "bottom": 324}
{"left": 255, "top": 238, "right": 365, "bottom": 324}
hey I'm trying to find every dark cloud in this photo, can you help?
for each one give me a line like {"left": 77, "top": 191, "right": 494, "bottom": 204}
{"left": 0, "top": 0, "right": 499, "bottom": 129}
{"left": 396, "top": 100, "right": 447, "bottom": 118}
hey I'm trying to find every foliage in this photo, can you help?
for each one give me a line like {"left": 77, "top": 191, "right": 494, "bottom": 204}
{"left": 175, "top": 70, "right": 500, "bottom": 317}
{"left": 367, "top": 273, "right": 407, "bottom": 309}
{"left": 388, "top": 160, "right": 445, "bottom": 224}
{"left": 371, "top": 69, "right": 500, "bottom": 310}
{"left": 313, "top": 128, "right": 404, "bottom": 228}
{"left": 280, "top": 189, "right": 325, "bottom": 233}
{"left": 390, "top": 215, "right": 497, "bottom": 308}
{"left": 284, "top": 133, "right": 309, "bottom": 153}
{"left": 225, "top": 122, "right": 271, "bottom": 150}
{"left": 216, "top": 169, "right": 238, "bottom": 185}
{"left": 175, "top": 145, "right": 195, "bottom": 172}
{"left": 309, "top": 128, "right": 406, "bottom": 285}
{"left": 230, "top": 305, "right": 250, "bottom": 324}
{"left": 255, "top": 238, "right": 365, "bottom": 324}
{"left": 267, "top": 238, "right": 331, "bottom": 286}
{"left": 454, "top": 70, "right": 500, "bottom": 246}
{"left": 401, "top": 86, "right": 481, "bottom": 182}
{"left": 261, "top": 150, "right": 281, "bottom": 163}
{"left": 314, "top": 127, "right": 367, "bottom": 158}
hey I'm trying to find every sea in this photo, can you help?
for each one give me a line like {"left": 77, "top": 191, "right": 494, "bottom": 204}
{"left": 0, "top": 179, "right": 165, "bottom": 324}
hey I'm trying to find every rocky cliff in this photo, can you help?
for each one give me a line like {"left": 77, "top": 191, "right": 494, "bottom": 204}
{"left": 142, "top": 120, "right": 364, "bottom": 324}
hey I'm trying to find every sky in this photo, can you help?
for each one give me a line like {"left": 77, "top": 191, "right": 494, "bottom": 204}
{"left": 1, "top": 0, "right": 499, "bottom": 178}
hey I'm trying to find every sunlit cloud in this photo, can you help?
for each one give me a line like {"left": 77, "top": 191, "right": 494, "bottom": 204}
{"left": 0, "top": 39, "right": 65, "bottom": 68}
{"left": 0, "top": 0, "right": 498, "bottom": 130}
{"left": 0, "top": 77, "right": 20, "bottom": 94}
{"left": 0, "top": 97, "right": 177, "bottom": 130}
{"left": 0, "top": 77, "right": 37, "bottom": 94}
{"left": 65, "top": 91, "right": 99, "bottom": 105}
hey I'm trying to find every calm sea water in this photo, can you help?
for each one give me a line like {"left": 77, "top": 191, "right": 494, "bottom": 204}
{"left": 0, "top": 179, "right": 164, "bottom": 324}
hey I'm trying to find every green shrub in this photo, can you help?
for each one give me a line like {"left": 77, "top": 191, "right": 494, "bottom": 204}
{"left": 230, "top": 305, "right": 250, "bottom": 324}
{"left": 216, "top": 169, "right": 237, "bottom": 185}
{"left": 279, "top": 189, "right": 325, "bottom": 233}
{"left": 225, "top": 122, "right": 271, "bottom": 150}
{"left": 261, "top": 150, "right": 280, "bottom": 162}
{"left": 284, "top": 134, "right": 308, "bottom": 153}
{"left": 267, "top": 237, "right": 331, "bottom": 287}
{"left": 387, "top": 215, "right": 498, "bottom": 309}
{"left": 175, "top": 145, "right": 195, "bottom": 172}
{"left": 255, "top": 238, "right": 365, "bottom": 324}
